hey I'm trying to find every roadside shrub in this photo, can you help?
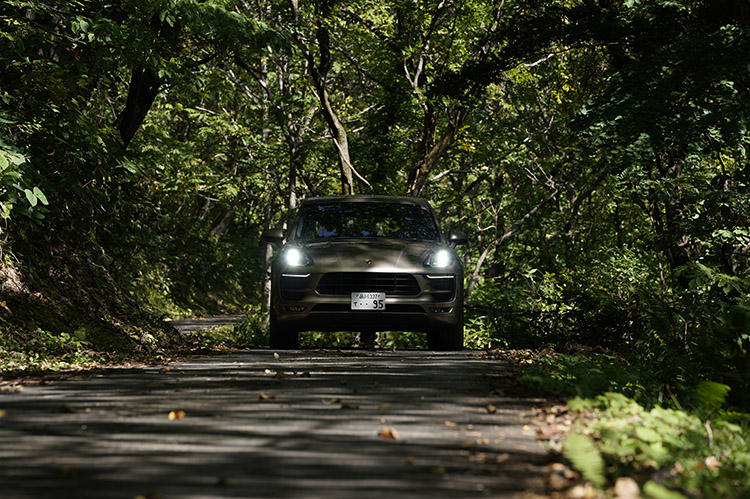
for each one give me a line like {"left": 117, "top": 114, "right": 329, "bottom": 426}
{"left": 564, "top": 393, "right": 750, "bottom": 497}
{"left": 520, "top": 352, "right": 664, "bottom": 406}
{"left": 233, "top": 310, "right": 268, "bottom": 347}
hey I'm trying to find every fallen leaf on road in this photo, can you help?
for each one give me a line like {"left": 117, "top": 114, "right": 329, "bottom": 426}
{"left": 548, "top": 472, "right": 570, "bottom": 490}
{"left": 258, "top": 393, "right": 276, "bottom": 401}
{"left": 405, "top": 455, "right": 415, "bottom": 465}
{"left": 273, "top": 352, "right": 280, "bottom": 359}
{"left": 59, "top": 404, "right": 75, "bottom": 413}
{"left": 322, "top": 397, "right": 341, "bottom": 405}
{"left": 168, "top": 410, "right": 186, "bottom": 421}
{"left": 340, "top": 403, "right": 359, "bottom": 410}
{"left": 522, "top": 425, "right": 531, "bottom": 431}
{"left": 495, "top": 453, "right": 510, "bottom": 463}
{"left": 444, "top": 420, "right": 458, "bottom": 427}
{"left": 264, "top": 369, "right": 273, "bottom": 375}
{"left": 460, "top": 440, "right": 473, "bottom": 448}
{"left": 378, "top": 427, "right": 399, "bottom": 440}
{"left": 0, "top": 410, "right": 5, "bottom": 418}
{"left": 377, "top": 403, "right": 391, "bottom": 411}
{"left": 486, "top": 404, "right": 497, "bottom": 414}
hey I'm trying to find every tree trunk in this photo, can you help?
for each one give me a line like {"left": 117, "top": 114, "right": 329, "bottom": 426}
{"left": 317, "top": 87, "right": 354, "bottom": 195}
{"left": 406, "top": 113, "right": 462, "bottom": 196}
{"left": 294, "top": 0, "right": 356, "bottom": 195}
{"left": 259, "top": 55, "right": 273, "bottom": 329}
{"left": 116, "top": 66, "right": 161, "bottom": 149}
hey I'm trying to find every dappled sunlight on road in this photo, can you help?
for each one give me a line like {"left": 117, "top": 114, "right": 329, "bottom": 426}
{"left": 0, "top": 351, "right": 549, "bottom": 498}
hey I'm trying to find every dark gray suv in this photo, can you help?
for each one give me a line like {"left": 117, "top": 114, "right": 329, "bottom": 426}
{"left": 261, "top": 196, "right": 467, "bottom": 350}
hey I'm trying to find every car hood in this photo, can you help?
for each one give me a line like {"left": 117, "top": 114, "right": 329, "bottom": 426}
{"left": 297, "top": 239, "right": 444, "bottom": 272}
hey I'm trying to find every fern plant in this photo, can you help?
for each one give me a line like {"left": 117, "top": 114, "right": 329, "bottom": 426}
{"left": 563, "top": 432, "right": 606, "bottom": 488}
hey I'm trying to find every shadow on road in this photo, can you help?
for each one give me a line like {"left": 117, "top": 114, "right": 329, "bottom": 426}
{"left": 0, "top": 350, "right": 550, "bottom": 498}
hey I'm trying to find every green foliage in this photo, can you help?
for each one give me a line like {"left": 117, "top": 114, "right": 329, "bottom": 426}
{"left": 0, "top": 326, "right": 95, "bottom": 372}
{"left": 234, "top": 312, "right": 269, "bottom": 348}
{"left": 564, "top": 393, "right": 750, "bottom": 497}
{"left": 0, "top": 0, "right": 746, "bottom": 421}
{"left": 520, "top": 353, "right": 664, "bottom": 405}
{"left": 189, "top": 310, "right": 268, "bottom": 349}
{"left": 0, "top": 138, "right": 48, "bottom": 223}
{"left": 377, "top": 331, "right": 428, "bottom": 350}
{"left": 642, "top": 481, "right": 688, "bottom": 499}
{"left": 299, "top": 332, "right": 357, "bottom": 349}
{"left": 463, "top": 313, "right": 496, "bottom": 350}
{"left": 563, "top": 433, "right": 606, "bottom": 488}
{"left": 695, "top": 381, "right": 731, "bottom": 414}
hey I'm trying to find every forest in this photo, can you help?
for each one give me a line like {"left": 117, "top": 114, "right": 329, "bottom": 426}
{"left": 0, "top": 0, "right": 748, "bottom": 496}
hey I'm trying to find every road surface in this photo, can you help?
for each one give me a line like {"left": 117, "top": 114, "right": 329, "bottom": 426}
{"left": 0, "top": 350, "right": 550, "bottom": 498}
{"left": 168, "top": 314, "right": 246, "bottom": 334}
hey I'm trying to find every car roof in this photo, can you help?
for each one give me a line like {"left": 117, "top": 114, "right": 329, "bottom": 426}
{"left": 301, "top": 195, "right": 431, "bottom": 206}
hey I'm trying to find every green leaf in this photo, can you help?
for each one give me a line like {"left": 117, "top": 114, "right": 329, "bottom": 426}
{"left": 0, "top": 202, "right": 11, "bottom": 219}
{"left": 695, "top": 381, "right": 730, "bottom": 412}
{"left": 643, "top": 481, "right": 686, "bottom": 499}
{"left": 563, "top": 433, "right": 606, "bottom": 488}
{"left": 24, "top": 188, "right": 38, "bottom": 207}
{"left": 635, "top": 426, "right": 661, "bottom": 443}
{"left": 0, "top": 154, "right": 7, "bottom": 170}
{"left": 32, "top": 187, "right": 48, "bottom": 206}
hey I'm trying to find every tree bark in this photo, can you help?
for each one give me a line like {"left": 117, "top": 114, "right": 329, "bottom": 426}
{"left": 116, "top": 66, "right": 161, "bottom": 149}
{"left": 406, "top": 110, "right": 465, "bottom": 196}
{"left": 293, "top": 0, "right": 356, "bottom": 195}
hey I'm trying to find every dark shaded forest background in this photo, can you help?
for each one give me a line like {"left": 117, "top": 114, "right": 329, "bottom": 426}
{"left": 0, "top": 0, "right": 748, "bottom": 406}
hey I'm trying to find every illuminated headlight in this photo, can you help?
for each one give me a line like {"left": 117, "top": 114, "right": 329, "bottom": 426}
{"left": 425, "top": 249, "right": 453, "bottom": 268}
{"left": 283, "top": 247, "right": 312, "bottom": 267}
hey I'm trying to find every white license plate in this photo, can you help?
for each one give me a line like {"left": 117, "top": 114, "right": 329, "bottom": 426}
{"left": 351, "top": 292, "right": 385, "bottom": 310}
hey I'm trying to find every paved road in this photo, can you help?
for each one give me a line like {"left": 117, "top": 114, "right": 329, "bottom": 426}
{"left": 0, "top": 350, "right": 550, "bottom": 498}
{"left": 168, "top": 314, "right": 246, "bottom": 334}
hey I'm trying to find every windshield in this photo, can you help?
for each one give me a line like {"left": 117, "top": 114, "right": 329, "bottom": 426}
{"left": 295, "top": 202, "right": 440, "bottom": 241}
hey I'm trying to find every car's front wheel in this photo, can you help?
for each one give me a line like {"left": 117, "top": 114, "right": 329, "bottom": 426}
{"left": 269, "top": 310, "right": 299, "bottom": 349}
{"left": 428, "top": 320, "right": 464, "bottom": 351}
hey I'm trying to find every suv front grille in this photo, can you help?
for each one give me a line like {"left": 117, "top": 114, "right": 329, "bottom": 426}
{"left": 316, "top": 272, "right": 420, "bottom": 296}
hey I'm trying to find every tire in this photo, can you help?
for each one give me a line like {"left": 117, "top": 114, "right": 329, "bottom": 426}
{"left": 428, "top": 321, "right": 464, "bottom": 351}
{"left": 428, "top": 302, "right": 464, "bottom": 351}
{"left": 269, "top": 310, "right": 299, "bottom": 349}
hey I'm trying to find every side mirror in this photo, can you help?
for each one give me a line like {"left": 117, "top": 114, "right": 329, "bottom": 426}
{"left": 448, "top": 229, "right": 468, "bottom": 247}
{"left": 261, "top": 228, "right": 284, "bottom": 248}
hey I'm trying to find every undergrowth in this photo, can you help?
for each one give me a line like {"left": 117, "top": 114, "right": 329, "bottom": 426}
{"left": 522, "top": 351, "right": 750, "bottom": 498}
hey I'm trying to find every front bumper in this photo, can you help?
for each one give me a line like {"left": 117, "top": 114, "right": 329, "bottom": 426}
{"left": 272, "top": 272, "right": 462, "bottom": 333}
